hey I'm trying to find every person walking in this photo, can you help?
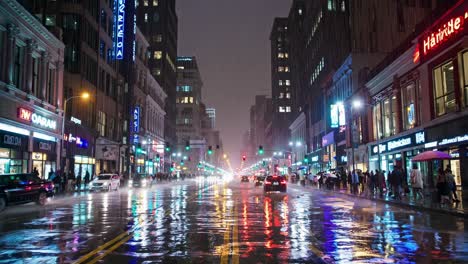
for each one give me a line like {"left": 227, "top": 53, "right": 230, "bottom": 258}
{"left": 390, "top": 166, "right": 403, "bottom": 200}
{"left": 376, "top": 169, "right": 386, "bottom": 198}
{"left": 410, "top": 163, "right": 424, "bottom": 200}
{"left": 33, "top": 167, "right": 39, "bottom": 178}
{"left": 445, "top": 169, "right": 459, "bottom": 202}
{"left": 84, "top": 171, "right": 90, "bottom": 187}
{"left": 437, "top": 168, "right": 451, "bottom": 204}
{"left": 53, "top": 172, "right": 62, "bottom": 193}
{"left": 67, "top": 171, "right": 75, "bottom": 192}
{"left": 351, "top": 170, "right": 359, "bottom": 195}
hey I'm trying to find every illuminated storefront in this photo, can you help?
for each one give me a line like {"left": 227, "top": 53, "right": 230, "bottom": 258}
{"left": 0, "top": 130, "right": 29, "bottom": 175}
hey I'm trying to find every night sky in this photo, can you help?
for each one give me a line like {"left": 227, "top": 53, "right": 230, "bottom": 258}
{"left": 177, "top": 0, "right": 292, "bottom": 167}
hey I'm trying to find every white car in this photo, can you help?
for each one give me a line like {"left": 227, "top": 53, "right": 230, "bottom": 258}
{"left": 88, "top": 174, "right": 120, "bottom": 192}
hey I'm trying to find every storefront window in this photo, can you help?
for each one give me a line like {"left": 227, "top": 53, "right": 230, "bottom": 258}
{"left": 402, "top": 82, "right": 417, "bottom": 130}
{"left": 0, "top": 148, "right": 27, "bottom": 175}
{"left": 433, "top": 61, "right": 456, "bottom": 116}
{"left": 373, "top": 103, "right": 382, "bottom": 141}
{"left": 462, "top": 51, "right": 468, "bottom": 107}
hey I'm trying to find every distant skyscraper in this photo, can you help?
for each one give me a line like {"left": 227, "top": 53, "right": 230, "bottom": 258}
{"left": 206, "top": 108, "right": 216, "bottom": 129}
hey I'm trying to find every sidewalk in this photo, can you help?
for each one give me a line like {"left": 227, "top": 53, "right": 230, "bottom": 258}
{"left": 307, "top": 183, "right": 468, "bottom": 218}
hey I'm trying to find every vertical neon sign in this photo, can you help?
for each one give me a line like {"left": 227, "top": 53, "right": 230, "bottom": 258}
{"left": 115, "top": 0, "right": 125, "bottom": 60}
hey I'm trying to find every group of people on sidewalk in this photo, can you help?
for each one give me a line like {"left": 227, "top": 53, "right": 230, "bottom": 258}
{"left": 38, "top": 168, "right": 93, "bottom": 194}
{"left": 307, "top": 163, "right": 460, "bottom": 205}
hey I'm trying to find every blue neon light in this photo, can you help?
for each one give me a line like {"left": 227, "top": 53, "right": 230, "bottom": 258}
{"left": 133, "top": 106, "right": 140, "bottom": 133}
{"left": 115, "top": 0, "right": 125, "bottom": 60}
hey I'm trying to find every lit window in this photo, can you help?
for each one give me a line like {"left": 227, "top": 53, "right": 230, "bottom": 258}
{"left": 284, "top": 53, "right": 289, "bottom": 58}
{"left": 279, "top": 106, "right": 286, "bottom": 113}
{"left": 298, "top": 9, "right": 303, "bottom": 15}
{"left": 278, "top": 66, "right": 284, "bottom": 72}
{"left": 143, "top": 0, "right": 148, "bottom": 6}
{"left": 285, "top": 67, "right": 290, "bottom": 72}
{"left": 153, "top": 0, "right": 158, "bottom": 6}
{"left": 189, "top": 97, "right": 194, "bottom": 103}
{"left": 156, "top": 34, "right": 162, "bottom": 42}
{"left": 286, "top": 93, "right": 291, "bottom": 99}
{"left": 153, "top": 51, "right": 162, "bottom": 59}
{"left": 286, "top": 106, "right": 291, "bottom": 112}
{"left": 285, "top": 80, "right": 291, "bottom": 86}
{"left": 433, "top": 61, "right": 456, "bottom": 116}
{"left": 279, "top": 80, "right": 283, "bottom": 86}
{"left": 144, "top": 13, "right": 148, "bottom": 22}
{"left": 279, "top": 93, "right": 284, "bottom": 99}
{"left": 278, "top": 53, "right": 284, "bottom": 58}
{"left": 341, "top": 0, "right": 345, "bottom": 11}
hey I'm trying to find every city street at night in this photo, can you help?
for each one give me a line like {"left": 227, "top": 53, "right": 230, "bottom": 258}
{"left": 0, "top": 178, "right": 467, "bottom": 263}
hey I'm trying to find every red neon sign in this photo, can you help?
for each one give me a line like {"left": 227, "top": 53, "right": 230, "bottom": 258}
{"left": 421, "top": 11, "right": 468, "bottom": 56}
{"left": 18, "top": 108, "right": 32, "bottom": 121}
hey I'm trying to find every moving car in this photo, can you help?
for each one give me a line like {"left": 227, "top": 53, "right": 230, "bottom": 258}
{"left": 88, "top": 174, "right": 120, "bottom": 192}
{"left": 263, "top": 175, "right": 287, "bottom": 193}
{"left": 255, "top": 176, "right": 265, "bottom": 186}
{"left": 0, "top": 173, "right": 54, "bottom": 212}
{"left": 241, "top": 176, "right": 249, "bottom": 182}
{"left": 129, "top": 174, "right": 151, "bottom": 188}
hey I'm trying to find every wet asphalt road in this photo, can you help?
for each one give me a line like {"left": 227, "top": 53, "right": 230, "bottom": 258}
{"left": 0, "top": 177, "right": 468, "bottom": 264}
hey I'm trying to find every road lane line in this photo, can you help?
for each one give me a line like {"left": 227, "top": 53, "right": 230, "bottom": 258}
{"left": 232, "top": 204, "right": 239, "bottom": 264}
{"left": 73, "top": 181, "right": 219, "bottom": 264}
{"left": 72, "top": 231, "right": 130, "bottom": 264}
{"left": 85, "top": 234, "right": 132, "bottom": 264}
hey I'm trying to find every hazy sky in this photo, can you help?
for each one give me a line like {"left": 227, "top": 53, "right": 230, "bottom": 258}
{"left": 177, "top": 0, "right": 291, "bottom": 167}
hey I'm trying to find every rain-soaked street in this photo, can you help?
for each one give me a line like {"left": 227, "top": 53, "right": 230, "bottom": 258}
{"left": 1, "top": 177, "right": 468, "bottom": 264}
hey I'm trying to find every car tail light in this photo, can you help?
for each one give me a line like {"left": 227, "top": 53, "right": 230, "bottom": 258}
{"left": 265, "top": 181, "right": 272, "bottom": 185}
{"left": 280, "top": 180, "right": 286, "bottom": 184}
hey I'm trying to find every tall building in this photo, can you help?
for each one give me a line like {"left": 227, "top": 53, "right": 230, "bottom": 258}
{"left": 287, "top": 0, "right": 440, "bottom": 173}
{"left": 206, "top": 108, "right": 216, "bottom": 129}
{"left": 270, "top": 18, "right": 293, "bottom": 152}
{"left": 249, "top": 95, "right": 273, "bottom": 159}
{"left": 136, "top": 0, "right": 178, "bottom": 149}
{"left": 23, "top": 0, "right": 135, "bottom": 177}
{"left": 0, "top": 0, "right": 64, "bottom": 179}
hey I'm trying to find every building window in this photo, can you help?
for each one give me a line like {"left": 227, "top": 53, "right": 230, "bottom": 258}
{"left": 153, "top": 51, "right": 162, "bottom": 59}
{"left": 286, "top": 106, "right": 291, "bottom": 112}
{"left": 285, "top": 80, "right": 291, "bottom": 86}
{"left": 97, "top": 111, "right": 106, "bottom": 137}
{"left": 279, "top": 80, "right": 283, "bottom": 86}
{"left": 286, "top": 92, "right": 291, "bottom": 99}
{"left": 31, "top": 58, "right": 39, "bottom": 97}
{"left": 153, "top": 0, "right": 158, "bottom": 6}
{"left": 278, "top": 53, "right": 284, "bottom": 58}
{"left": 285, "top": 66, "right": 290, "bottom": 72}
{"left": 152, "top": 68, "right": 161, "bottom": 76}
{"left": 279, "top": 93, "right": 284, "bottom": 99}
{"left": 284, "top": 53, "right": 289, "bottom": 58}
{"left": 143, "top": 0, "right": 149, "bottom": 6}
{"left": 144, "top": 13, "right": 148, "bottom": 22}
{"left": 13, "top": 45, "right": 24, "bottom": 88}
{"left": 278, "top": 66, "right": 284, "bottom": 72}
{"left": 461, "top": 51, "right": 468, "bottom": 107}
{"left": 381, "top": 95, "right": 397, "bottom": 137}
{"left": 401, "top": 82, "right": 417, "bottom": 130}
{"left": 279, "top": 106, "right": 286, "bottom": 113}
{"left": 433, "top": 61, "right": 456, "bottom": 116}
{"left": 373, "top": 103, "right": 382, "bottom": 141}
{"left": 155, "top": 34, "right": 162, "bottom": 42}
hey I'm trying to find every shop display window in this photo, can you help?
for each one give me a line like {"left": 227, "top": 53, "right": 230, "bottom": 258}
{"left": 433, "top": 60, "right": 456, "bottom": 116}
{"left": 0, "top": 148, "right": 27, "bottom": 175}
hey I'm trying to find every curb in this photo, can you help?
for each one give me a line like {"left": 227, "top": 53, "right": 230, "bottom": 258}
{"left": 311, "top": 186, "right": 468, "bottom": 218}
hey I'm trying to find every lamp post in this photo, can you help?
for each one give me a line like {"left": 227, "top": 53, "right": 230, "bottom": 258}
{"left": 61, "top": 92, "right": 89, "bottom": 171}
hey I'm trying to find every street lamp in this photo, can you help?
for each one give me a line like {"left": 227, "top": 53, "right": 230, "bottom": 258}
{"left": 349, "top": 98, "right": 376, "bottom": 172}
{"left": 61, "top": 92, "right": 90, "bottom": 169}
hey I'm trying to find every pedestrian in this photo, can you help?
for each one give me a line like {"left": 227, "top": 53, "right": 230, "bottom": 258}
{"left": 358, "top": 170, "right": 364, "bottom": 193}
{"left": 410, "top": 163, "right": 424, "bottom": 200}
{"left": 53, "top": 172, "right": 62, "bottom": 193}
{"left": 33, "top": 167, "right": 39, "bottom": 178}
{"left": 376, "top": 169, "right": 386, "bottom": 198}
{"left": 341, "top": 168, "right": 347, "bottom": 189}
{"left": 445, "top": 169, "right": 459, "bottom": 203}
{"left": 347, "top": 171, "right": 352, "bottom": 191}
{"left": 437, "top": 168, "right": 451, "bottom": 204}
{"left": 389, "top": 166, "right": 403, "bottom": 200}
{"left": 370, "top": 170, "right": 376, "bottom": 195}
{"left": 48, "top": 169, "right": 56, "bottom": 181}
{"left": 84, "top": 171, "right": 90, "bottom": 186}
{"left": 351, "top": 170, "right": 359, "bottom": 195}
{"left": 67, "top": 171, "right": 75, "bottom": 192}
{"left": 62, "top": 171, "right": 68, "bottom": 192}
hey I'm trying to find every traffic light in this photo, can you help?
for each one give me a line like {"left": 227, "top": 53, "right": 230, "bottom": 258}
{"left": 197, "top": 162, "right": 202, "bottom": 168}
{"left": 180, "top": 160, "right": 184, "bottom": 166}
{"left": 262, "top": 160, "right": 266, "bottom": 166}
{"left": 185, "top": 141, "right": 190, "bottom": 151}
{"left": 156, "top": 154, "right": 160, "bottom": 162}
{"left": 242, "top": 155, "right": 246, "bottom": 161}
{"left": 258, "top": 145, "right": 264, "bottom": 155}
{"left": 303, "top": 157, "right": 309, "bottom": 163}
{"left": 165, "top": 144, "right": 171, "bottom": 152}
{"left": 170, "top": 163, "right": 175, "bottom": 172}
{"left": 136, "top": 143, "right": 143, "bottom": 154}
{"left": 208, "top": 146, "right": 213, "bottom": 155}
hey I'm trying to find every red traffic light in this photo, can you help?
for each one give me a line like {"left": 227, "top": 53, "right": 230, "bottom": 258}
{"left": 242, "top": 155, "right": 246, "bottom": 161}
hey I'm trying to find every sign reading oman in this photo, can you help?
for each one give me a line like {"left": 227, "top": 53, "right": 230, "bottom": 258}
{"left": 18, "top": 108, "right": 57, "bottom": 130}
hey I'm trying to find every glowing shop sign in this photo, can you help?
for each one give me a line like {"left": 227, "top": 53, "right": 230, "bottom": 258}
{"left": 18, "top": 107, "right": 57, "bottom": 130}
{"left": 64, "top": 133, "right": 88, "bottom": 148}
{"left": 133, "top": 106, "right": 140, "bottom": 133}
{"left": 421, "top": 9, "right": 467, "bottom": 56}
{"left": 115, "top": 0, "right": 125, "bottom": 60}
{"left": 330, "top": 104, "right": 339, "bottom": 128}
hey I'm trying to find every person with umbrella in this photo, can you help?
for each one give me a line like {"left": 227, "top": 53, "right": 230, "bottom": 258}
{"left": 410, "top": 163, "right": 424, "bottom": 200}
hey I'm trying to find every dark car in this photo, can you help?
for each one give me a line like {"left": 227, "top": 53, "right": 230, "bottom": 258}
{"left": 0, "top": 173, "right": 54, "bottom": 212}
{"left": 255, "top": 176, "right": 265, "bottom": 186}
{"left": 241, "top": 176, "right": 249, "bottom": 182}
{"left": 264, "top": 175, "right": 287, "bottom": 192}
{"left": 129, "top": 174, "right": 151, "bottom": 188}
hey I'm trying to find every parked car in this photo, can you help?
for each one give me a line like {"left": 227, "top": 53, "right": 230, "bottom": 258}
{"left": 88, "top": 174, "right": 120, "bottom": 192}
{"left": 264, "top": 175, "right": 287, "bottom": 193}
{"left": 0, "top": 173, "right": 54, "bottom": 212}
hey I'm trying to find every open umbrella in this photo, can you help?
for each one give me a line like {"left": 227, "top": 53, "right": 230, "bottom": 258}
{"left": 412, "top": 150, "right": 451, "bottom": 162}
